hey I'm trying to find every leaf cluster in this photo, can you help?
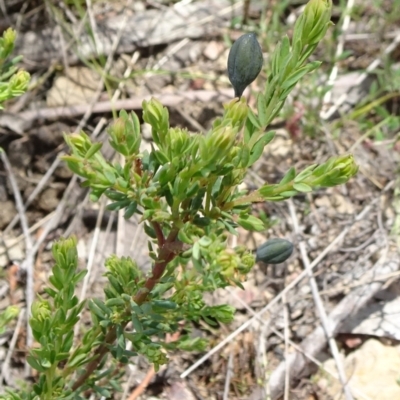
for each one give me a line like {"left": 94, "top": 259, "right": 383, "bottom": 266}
{"left": 0, "top": 28, "right": 30, "bottom": 108}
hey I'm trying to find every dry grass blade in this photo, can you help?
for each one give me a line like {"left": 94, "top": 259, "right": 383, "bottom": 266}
{"left": 321, "top": 0, "right": 355, "bottom": 107}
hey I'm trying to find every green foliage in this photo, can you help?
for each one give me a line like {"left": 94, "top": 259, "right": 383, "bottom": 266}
{"left": 4, "top": 1, "right": 358, "bottom": 398}
{"left": 0, "top": 28, "right": 30, "bottom": 108}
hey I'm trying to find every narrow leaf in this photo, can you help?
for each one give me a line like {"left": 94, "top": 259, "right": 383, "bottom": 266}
{"left": 293, "top": 182, "right": 312, "bottom": 192}
{"left": 279, "top": 167, "right": 296, "bottom": 185}
{"left": 257, "top": 94, "right": 268, "bottom": 126}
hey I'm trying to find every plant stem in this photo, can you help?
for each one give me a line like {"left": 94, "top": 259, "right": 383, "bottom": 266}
{"left": 151, "top": 221, "right": 165, "bottom": 247}
{"left": 71, "top": 227, "right": 180, "bottom": 391}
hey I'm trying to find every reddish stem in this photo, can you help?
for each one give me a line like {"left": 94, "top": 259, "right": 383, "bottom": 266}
{"left": 151, "top": 221, "right": 165, "bottom": 247}
{"left": 71, "top": 227, "right": 179, "bottom": 391}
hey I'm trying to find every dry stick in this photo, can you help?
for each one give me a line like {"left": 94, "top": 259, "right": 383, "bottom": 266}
{"left": 268, "top": 246, "right": 397, "bottom": 400}
{"left": 258, "top": 318, "right": 270, "bottom": 398}
{"left": 126, "top": 366, "right": 156, "bottom": 400}
{"left": 0, "top": 151, "right": 34, "bottom": 375}
{"left": 180, "top": 181, "right": 394, "bottom": 379}
{"left": 16, "top": 89, "right": 233, "bottom": 123}
{"left": 321, "top": 30, "right": 400, "bottom": 120}
{"left": 73, "top": 199, "right": 107, "bottom": 339}
{"left": 282, "top": 293, "right": 290, "bottom": 400}
{"left": 288, "top": 199, "right": 353, "bottom": 400}
{"left": 0, "top": 308, "right": 26, "bottom": 387}
{"left": 222, "top": 349, "right": 234, "bottom": 400}
{"left": 116, "top": 207, "right": 126, "bottom": 257}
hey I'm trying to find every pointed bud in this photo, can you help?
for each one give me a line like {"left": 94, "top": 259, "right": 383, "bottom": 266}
{"left": 227, "top": 33, "right": 263, "bottom": 98}
{"left": 294, "top": 0, "right": 333, "bottom": 46}
{"left": 308, "top": 154, "right": 358, "bottom": 187}
{"left": 1, "top": 28, "right": 16, "bottom": 59}
{"left": 9, "top": 70, "right": 30, "bottom": 93}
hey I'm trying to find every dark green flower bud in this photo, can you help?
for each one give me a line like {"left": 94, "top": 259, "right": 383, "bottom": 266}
{"left": 256, "top": 238, "right": 293, "bottom": 264}
{"left": 227, "top": 33, "right": 263, "bottom": 98}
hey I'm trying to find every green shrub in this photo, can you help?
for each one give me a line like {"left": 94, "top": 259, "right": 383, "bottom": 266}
{"left": 2, "top": 1, "right": 358, "bottom": 398}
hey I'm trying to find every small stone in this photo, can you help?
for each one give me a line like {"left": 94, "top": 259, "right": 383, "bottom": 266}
{"left": 47, "top": 66, "right": 100, "bottom": 107}
{"left": 0, "top": 201, "right": 16, "bottom": 229}
{"left": 203, "top": 40, "right": 224, "bottom": 61}
{"left": 317, "top": 339, "right": 400, "bottom": 400}
{"left": 37, "top": 187, "right": 59, "bottom": 212}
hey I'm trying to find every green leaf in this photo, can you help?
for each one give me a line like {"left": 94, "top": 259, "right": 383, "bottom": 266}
{"left": 247, "top": 131, "right": 275, "bottom": 167}
{"left": 281, "top": 62, "right": 321, "bottom": 91}
{"left": 103, "top": 168, "right": 116, "bottom": 185}
{"left": 279, "top": 167, "right": 296, "bottom": 185}
{"left": 144, "top": 223, "right": 157, "bottom": 239}
{"left": 222, "top": 220, "right": 238, "bottom": 236}
{"left": 67, "top": 353, "right": 89, "bottom": 368}
{"left": 153, "top": 149, "right": 169, "bottom": 164}
{"left": 27, "top": 355, "right": 47, "bottom": 372}
{"left": 106, "top": 199, "right": 131, "bottom": 211}
{"left": 293, "top": 182, "right": 312, "bottom": 192}
{"left": 237, "top": 215, "right": 265, "bottom": 232}
{"left": 88, "top": 300, "right": 107, "bottom": 319}
{"left": 124, "top": 201, "right": 137, "bottom": 219}
{"left": 85, "top": 142, "right": 102, "bottom": 159}
{"left": 277, "top": 36, "right": 291, "bottom": 72}
{"left": 239, "top": 144, "right": 250, "bottom": 167}
{"left": 192, "top": 242, "right": 200, "bottom": 260}
{"left": 247, "top": 109, "right": 261, "bottom": 129}
{"left": 72, "top": 272, "right": 87, "bottom": 289}
{"left": 153, "top": 300, "right": 177, "bottom": 310}
{"left": 54, "top": 352, "right": 70, "bottom": 362}
{"left": 280, "top": 190, "right": 298, "bottom": 198}
{"left": 105, "top": 298, "right": 126, "bottom": 307}
{"left": 94, "top": 386, "right": 111, "bottom": 398}
{"left": 257, "top": 94, "right": 268, "bottom": 126}
{"left": 131, "top": 315, "right": 143, "bottom": 333}
{"left": 294, "top": 164, "right": 317, "bottom": 182}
